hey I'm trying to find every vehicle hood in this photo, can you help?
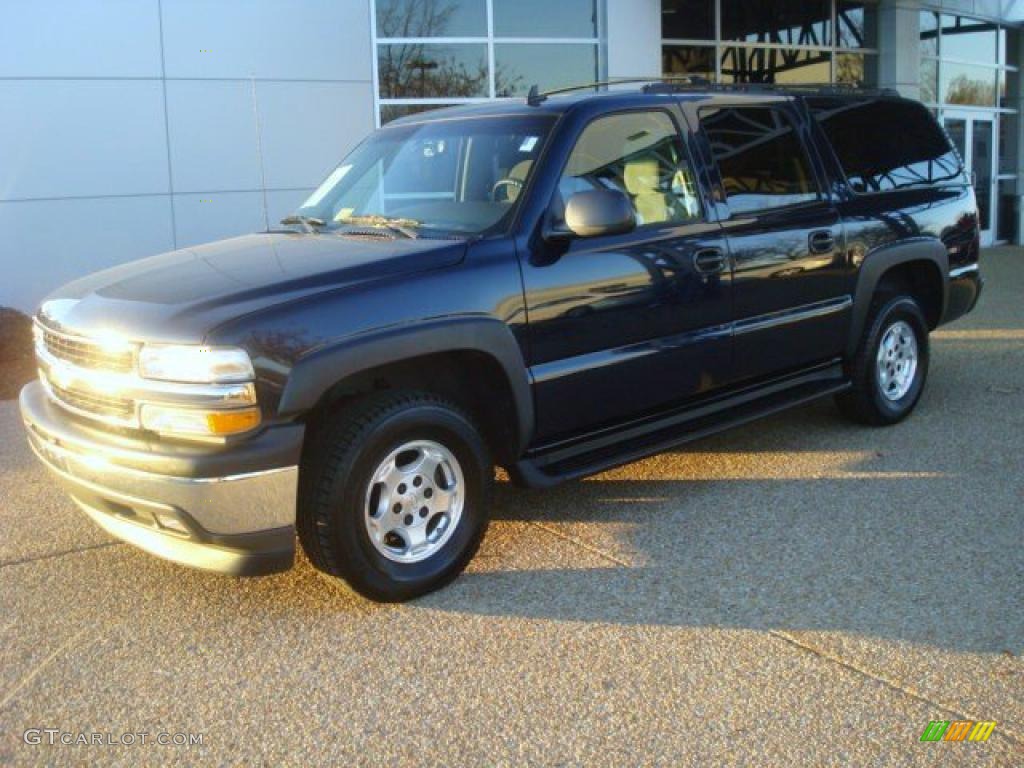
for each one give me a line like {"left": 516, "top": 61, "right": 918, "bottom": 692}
{"left": 39, "top": 233, "right": 467, "bottom": 343}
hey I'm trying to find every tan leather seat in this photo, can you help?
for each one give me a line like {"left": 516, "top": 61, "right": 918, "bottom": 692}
{"left": 623, "top": 157, "right": 670, "bottom": 225}
{"left": 503, "top": 159, "right": 533, "bottom": 203}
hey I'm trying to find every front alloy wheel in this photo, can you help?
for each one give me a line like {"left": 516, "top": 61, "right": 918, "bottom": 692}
{"left": 364, "top": 440, "right": 465, "bottom": 563}
{"left": 298, "top": 391, "right": 492, "bottom": 602}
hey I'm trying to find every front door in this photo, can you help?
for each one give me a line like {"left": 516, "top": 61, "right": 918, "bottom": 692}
{"left": 944, "top": 110, "right": 996, "bottom": 246}
{"left": 521, "top": 109, "right": 733, "bottom": 443}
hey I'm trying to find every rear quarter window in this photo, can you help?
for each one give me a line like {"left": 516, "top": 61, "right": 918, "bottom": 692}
{"left": 811, "top": 98, "right": 963, "bottom": 193}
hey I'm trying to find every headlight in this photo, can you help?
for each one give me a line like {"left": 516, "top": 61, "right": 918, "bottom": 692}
{"left": 138, "top": 345, "right": 254, "bottom": 384}
{"left": 140, "top": 404, "right": 262, "bottom": 437}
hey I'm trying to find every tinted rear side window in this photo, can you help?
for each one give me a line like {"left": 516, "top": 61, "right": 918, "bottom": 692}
{"left": 699, "top": 106, "right": 819, "bottom": 214}
{"left": 811, "top": 98, "right": 962, "bottom": 193}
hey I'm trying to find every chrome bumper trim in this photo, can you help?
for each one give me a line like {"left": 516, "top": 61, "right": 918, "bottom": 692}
{"left": 32, "top": 437, "right": 294, "bottom": 574}
{"left": 26, "top": 427, "right": 298, "bottom": 536}
{"left": 72, "top": 497, "right": 293, "bottom": 576}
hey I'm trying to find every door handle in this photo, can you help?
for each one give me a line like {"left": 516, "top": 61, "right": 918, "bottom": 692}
{"left": 693, "top": 247, "right": 726, "bottom": 274}
{"left": 808, "top": 230, "right": 835, "bottom": 255}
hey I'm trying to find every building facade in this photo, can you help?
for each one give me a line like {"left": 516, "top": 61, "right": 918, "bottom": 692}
{"left": 1, "top": 0, "right": 1021, "bottom": 311}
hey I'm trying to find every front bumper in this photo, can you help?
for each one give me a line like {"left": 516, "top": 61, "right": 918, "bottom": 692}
{"left": 19, "top": 381, "right": 303, "bottom": 576}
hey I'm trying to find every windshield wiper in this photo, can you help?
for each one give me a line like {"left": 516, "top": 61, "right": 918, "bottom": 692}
{"left": 339, "top": 214, "right": 421, "bottom": 239}
{"left": 279, "top": 214, "right": 325, "bottom": 233}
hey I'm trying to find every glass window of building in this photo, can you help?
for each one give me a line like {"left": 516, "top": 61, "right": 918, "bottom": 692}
{"left": 661, "top": 1, "right": 716, "bottom": 81}
{"left": 494, "top": 44, "right": 600, "bottom": 97}
{"left": 378, "top": 43, "right": 490, "bottom": 99}
{"left": 919, "top": 11, "right": 939, "bottom": 56}
{"left": 721, "top": 2, "right": 831, "bottom": 46}
{"left": 719, "top": 47, "right": 831, "bottom": 84}
{"left": 662, "top": 0, "right": 715, "bottom": 41}
{"left": 940, "top": 62, "right": 997, "bottom": 107}
{"left": 1001, "top": 114, "right": 1018, "bottom": 175}
{"left": 920, "top": 11, "right": 1019, "bottom": 243}
{"left": 939, "top": 15, "right": 998, "bottom": 65}
{"left": 493, "top": 0, "right": 599, "bottom": 38}
{"left": 835, "top": 53, "right": 877, "bottom": 86}
{"left": 380, "top": 103, "right": 459, "bottom": 124}
{"left": 374, "top": 0, "right": 603, "bottom": 124}
{"left": 662, "top": 45, "right": 716, "bottom": 80}
{"left": 837, "top": 2, "right": 878, "bottom": 49}
{"left": 920, "top": 12, "right": 1016, "bottom": 109}
{"left": 375, "top": 0, "right": 487, "bottom": 37}
{"left": 661, "top": 1, "right": 880, "bottom": 86}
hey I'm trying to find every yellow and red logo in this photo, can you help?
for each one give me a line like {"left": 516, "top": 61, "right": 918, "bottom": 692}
{"left": 920, "top": 720, "right": 996, "bottom": 742}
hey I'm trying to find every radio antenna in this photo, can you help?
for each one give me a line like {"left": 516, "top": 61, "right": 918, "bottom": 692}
{"left": 250, "top": 74, "right": 270, "bottom": 232}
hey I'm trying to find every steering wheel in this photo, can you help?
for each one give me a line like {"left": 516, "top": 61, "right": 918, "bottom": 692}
{"left": 491, "top": 177, "right": 524, "bottom": 202}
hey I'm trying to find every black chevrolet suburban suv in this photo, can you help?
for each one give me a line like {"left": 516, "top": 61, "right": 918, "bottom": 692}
{"left": 20, "top": 83, "right": 982, "bottom": 601}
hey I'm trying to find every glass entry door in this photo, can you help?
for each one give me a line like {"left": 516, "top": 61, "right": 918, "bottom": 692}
{"left": 943, "top": 110, "right": 996, "bottom": 246}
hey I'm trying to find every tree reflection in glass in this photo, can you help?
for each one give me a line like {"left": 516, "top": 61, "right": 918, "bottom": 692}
{"left": 379, "top": 42, "right": 489, "bottom": 98}
{"left": 377, "top": 0, "right": 490, "bottom": 98}
{"left": 376, "top": 0, "right": 486, "bottom": 38}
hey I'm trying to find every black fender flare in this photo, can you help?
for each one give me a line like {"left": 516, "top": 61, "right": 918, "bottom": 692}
{"left": 846, "top": 238, "right": 948, "bottom": 358}
{"left": 277, "top": 315, "right": 534, "bottom": 452}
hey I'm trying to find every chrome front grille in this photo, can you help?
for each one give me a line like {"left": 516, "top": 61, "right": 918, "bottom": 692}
{"left": 44, "top": 379, "right": 136, "bottom": 425}
{"left": 34, "top": 319, "right": 140, "bottom": 427}
{"left": 40, "top": 325, "right": 135, "bottom": 372}
{"left": 33, "top": 317, "right": 257, "bottom": 434}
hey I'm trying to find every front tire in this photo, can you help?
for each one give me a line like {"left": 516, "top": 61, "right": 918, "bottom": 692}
{"left": 298, "top": 392, "right": 492, "bottom": 602}
{"left": 836, "top": 295, "right": 930, "bottom": 426}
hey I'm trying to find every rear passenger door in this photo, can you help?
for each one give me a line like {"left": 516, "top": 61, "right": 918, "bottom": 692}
{"left": 696, "top": 101, "right": 850, "bottom": 382}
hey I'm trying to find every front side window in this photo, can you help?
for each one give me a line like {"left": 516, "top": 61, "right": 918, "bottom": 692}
{"left": 699, "top": 106, "right": 819, "bottom": 214}
{"left": 294, "top": 115, "right": 554, "bottom": 235}
{"left": 810, "top": 98, "right": 962, "bottom": 192}
{"left": 558, "top": 111, "right": 702, "bottom": 227}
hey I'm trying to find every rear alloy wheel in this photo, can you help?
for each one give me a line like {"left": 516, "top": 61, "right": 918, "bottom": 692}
{"left": 299, "top": 392, "right": 491, "bottom": 602}
{"left": 874, "top": 320, "right": 919, "bottom": 402}
{"left": 836, "top": 295, "right": 930, "bottom": 426}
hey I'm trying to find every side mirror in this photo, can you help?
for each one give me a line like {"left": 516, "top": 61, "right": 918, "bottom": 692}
{"left": 553, "top": 189, "right": 636, "bottom": 239}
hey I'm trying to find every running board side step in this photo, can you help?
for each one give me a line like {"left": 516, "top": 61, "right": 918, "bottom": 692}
{"left": 512, "top": 366, "right": 850, "bottom": 489}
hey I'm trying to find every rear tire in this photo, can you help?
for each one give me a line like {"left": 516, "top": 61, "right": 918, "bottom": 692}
{"left": 298, "top": 391, "right": 492, "bottom": 602}
{"left": 836, "top": 295, "right": 930, "bottom": 426}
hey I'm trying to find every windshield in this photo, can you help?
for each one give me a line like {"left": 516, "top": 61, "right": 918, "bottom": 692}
{"left": 293, "top": 114, "right": 555, "bottom": 236}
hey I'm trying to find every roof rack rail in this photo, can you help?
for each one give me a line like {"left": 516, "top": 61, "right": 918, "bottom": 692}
{"left": 525, "top": 76, "right": 711, "bottom": 106}
{"left": 524, "top": 78, "right": 900, "bottom": 105}
{"left": 642, "top": 80, "right": 901, "bottom": 97}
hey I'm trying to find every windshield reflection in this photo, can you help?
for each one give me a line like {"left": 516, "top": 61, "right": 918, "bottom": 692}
{"left": 294, "top": 115, "right": 554, "bottom": 236}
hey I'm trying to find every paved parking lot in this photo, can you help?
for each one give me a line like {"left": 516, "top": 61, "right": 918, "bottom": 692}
{"left": 1, "top": 249, "right": 1022, "bottom": 766}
